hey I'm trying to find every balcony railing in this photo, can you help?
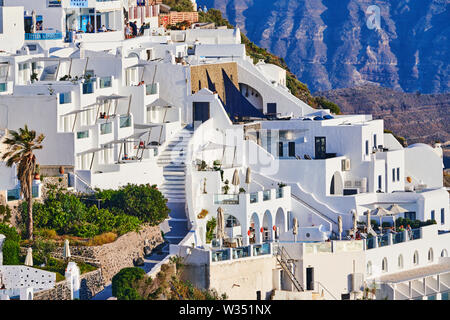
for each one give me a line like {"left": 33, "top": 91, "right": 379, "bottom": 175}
{"left": 25, "top": 32, "right": 63, "bottom": 40}
{"left": 77, "top": 130, "right": 89, "bottom": 139}
{"left": 232, "top": 246, "right": 250, "bottom": 259}
{"left": 99, "top": 76, "right": 112, "bottom": 88}
{"left": 250, "top": 192, "right": 258, "bottom": 203}
{"left": 263, "top": 190, "right": 271, "bottom": 201}
{"left": 253, "top": 243, "right": 271, "bottom": 256}
{"left": 59, "top": 92, "right": 71, "bottom": 104}
{"left": 100, "top": 122, "right": 112, "bottom": 135}
{"left": 211, "top": 249, "right": 230, "bottom": 262}
{"left": 82, "top": 82, "right": 94, "bottom": 94}
{"left": 214, "top": 194, "right": 239, "bottom": 205}
{"left": 119, "top": 115, "right": 132, "bottom": 128}
{"left": 0, "top": 83, "right": 7, "bottom": 92}
{"left": 276, "top": 188, "right": 283, "bottom": 199}
{"left": 365, "top": 228, "right": 422, "bottom": 250}
{"left": 146, "top": 83, "right": 158, "bottom": 95}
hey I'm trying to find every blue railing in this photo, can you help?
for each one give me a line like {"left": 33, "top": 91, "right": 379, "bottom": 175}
{"left": 82, "top": 82, "right": 94, "bottom": 94}
{"left": 378, "top": 234, "right": 389, "bottom": 247}
{"left": 59, "top": 92, "right": 71, "bottom": 104}
{"left": 366, "top": 237, "right": 376, "bottom": 249}
{"left": 393, "top": 232, "right": 404, "bottom": 244}
{"left": 25, "top": 32, "right": 63, "bottom": 40}
{"left": 411, "top": 229, "right": 421, "bottom": 240}
{"left": 276, "top": 188, "right": 284, "bottom": 199}
{"left": 250, "top": 192, "right": 258, "bottom": 203}
{"left": 0, "top": 83, "right": 7, "bottom": 92}
{"left": 232, "top": 246, "right": 250, "bottom": 259}
{"left": 99, "top": 76, "right": 112, "bottom": 88}
{"left": 253, "top": 243, "right": 271, "bottom": 256}
{"left": 263, "top": 190, "right": 271, "bottom": 201}
{"left": 211, "top": 249, "right": 230, "bottom": 262}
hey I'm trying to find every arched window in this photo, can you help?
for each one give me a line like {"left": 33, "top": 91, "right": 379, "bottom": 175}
{"left": 382, "top": 258, "right": 388, "bottom": 272}
{"left": 398, "top": 255, "right": 404, "bottom": 269}
{"left": 367, "top": 261, "right": 372, "bottom": 276}
{"left": 441, "top": 249, "right": 448, "bottom": 258}
{"left": 428, "top": 248, "right": 434, "bottom": 262}
{"left": 413, "top": 251, "right": 419, "bottom": 265}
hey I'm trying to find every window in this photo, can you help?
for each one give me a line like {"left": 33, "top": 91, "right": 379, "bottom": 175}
{"left": 382, "top": 258, "right": 388, "bottom": 272}
{"left": 441, "top": 208, "right": 445, "bottom": 225}
{"left": 119, "top": 115, "right": 131, "bottom": 128}
{"left": 441, "top": 249, "right": 448, "bottom": 257}
{"left": 365, "top": 140, "right": 369, "bottom": 156}
{"left": 413, "top": 251, "right": 419, "bottom": 265}
{"left": 431, "top": 210, "right": 435, "bottom": 221}
{"left": 405, "top": 212, "right": 416, "bottom": 220}
{"left": 428, "top": 248, "right": 433, "bottom": 262}
{"left": 0, "top": 83, "right": 7, "bottom": 92}
{"left": 378, "top": 175, "right": 382, "bottom": 191}
{"left": 366, "top": 261, "right": 372, "bottom": 276}
{"left": 396, "top": 168, "right": 400, "bottom": 181}
{"left": 392, "top": 168, "right": 395, "bottom": 182}
{"left": 373, "top": 134, "right": 377, "bottom": 149}
{"left": 398, "top": 255, "right": 403, "bottom": 269}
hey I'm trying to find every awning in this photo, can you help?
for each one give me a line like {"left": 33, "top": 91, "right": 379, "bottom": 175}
{"left": 62, "top": 106, "right": 96, "bottom": 116}
{"left": 200, "top": 141, "right": 235, "bottom": 151}
{"left": 146, "top": 98, "right": 173, "bottom": 108}
{"left": 97, "top": 94, "right": 128, "bottom": 101}
{"left": 76, "top": 146, "right": 106, "bottom": 156}
{"left": 102, "top": 132, "right": 148, "bottom": 146}
{"left": 134, "top": 123, "right": 161, "bottom": 129}
{"left": 127, "top": 63, "right": 148, "bottom": 68}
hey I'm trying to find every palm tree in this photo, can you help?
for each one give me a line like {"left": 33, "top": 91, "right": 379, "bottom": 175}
{"left": 1, "top": 125, "right": 45, "bottom": 240}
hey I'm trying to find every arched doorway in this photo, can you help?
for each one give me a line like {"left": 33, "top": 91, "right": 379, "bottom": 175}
{"left": 330, "top": 171, "right": 344, "bottom": 195}
{"left": 238, "top": 83, "right": 263, "bottom": 111}
{"left": 249, "top": 212, "right": 261, "bottom": 244}
{"left": 262, "top": 210, "right": 273, "bottom": 242}
{"left": 224, "top": 213, "right": 242, "bottom": 243}
{"left": 275, "top": 207, "right": 286, "bottom": 239}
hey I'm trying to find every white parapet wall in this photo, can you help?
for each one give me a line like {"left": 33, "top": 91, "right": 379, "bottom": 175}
{"left": 0, "top": 266, "right": 56, "bottom": 292}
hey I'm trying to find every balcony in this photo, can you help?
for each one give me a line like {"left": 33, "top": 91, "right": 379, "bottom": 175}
{"left": 214, "top": 194, "right": 239, "bottom": 205}
{"left": 25, "top": 32, "right": 63, "bottom": 41}
{"left": 210, "top": 243, "right": 271, "bottom": 263}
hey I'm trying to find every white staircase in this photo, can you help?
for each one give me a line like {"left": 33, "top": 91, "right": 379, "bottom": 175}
{"left": 157, "top": 127, "right": 193, "bottom": 203}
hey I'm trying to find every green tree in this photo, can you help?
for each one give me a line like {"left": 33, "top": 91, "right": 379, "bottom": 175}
{"left": 1, "top": 125, "right": 45, "bottom": 240}
{"left": 112, "top": 267, "right": 146, "bottom": 300}
{"left": 0, "top": 223, "right": 20, "bottom": 265}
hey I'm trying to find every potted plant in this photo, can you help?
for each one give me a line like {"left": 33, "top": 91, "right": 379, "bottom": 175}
{"left": 222, "top": 179, "right": 230, "bottom": 194}
{"left": 239, "top": 187, "right": 246, "bottom": 193}
{"left": 30, "top": 72, "right": 39, "bottom": 83}
{"left": 34, "top": 164, "right": 40, "bottom": 180}
{"left": 59, "top": 166, "right": 65, "bottom": 175}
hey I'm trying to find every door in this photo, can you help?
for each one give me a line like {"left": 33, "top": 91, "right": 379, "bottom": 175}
{"left": 306, "top": 267, "right": 314, "bottom": 291}
{"left": 267, "top": 103, "right": 277, "bottom": 115}
{"left": 288, "top": 142, "right": 295, "bottom": 157}
{"left": 315, "top": 137, "right": 326, "bottom": 159}
{"left": 278, "top": 142, "right": 283, "bottom": 157}
{"left": 193, "top": 102, "right": 210, "bottom": 124}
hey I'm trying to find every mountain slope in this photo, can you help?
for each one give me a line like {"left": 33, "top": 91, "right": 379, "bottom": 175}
{"left": 317, "top": 84, "right": 450, "bottom": 145}
{"left": 199, "top": 0, "right": 450, "bottom": 94}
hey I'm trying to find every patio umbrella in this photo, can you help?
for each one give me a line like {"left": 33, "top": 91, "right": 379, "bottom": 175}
{"left": 387, "top": 204, "right": 408, "bottom": 230}
{"left": 24, "top": 247, "right": 33, "bottom": 266}
{"left": 352, "top": 210, "right": 357, "bottom": 237}
{"left": 245, "top": 167, "right": 251, "bottom": 193}
{"left": 63, "top": 239, "right": 71, "bottom": 260}
{"left": 231, "top": 169, "right": 240, "bottom": 194}
{"left": 31, "top": 11, "right": 37, "bottom": 34}
{"left": 371, "top": 206, "right": 391, "bottom": 235}
{"left": 216, "top": 207, "right": 225, "bottom": 245}
{"left": 338, "top": 215, "right": 343, "bottom": 240}
{"left": 293, "top": 217, "right": 298, "bottom": 242}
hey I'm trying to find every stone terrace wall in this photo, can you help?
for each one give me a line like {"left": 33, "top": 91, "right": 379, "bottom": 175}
{"left": 53, "top": 225, "right": 163, "bottom": 284}
{"left": 34, "top": 269, "right": 104, "bottom": 300}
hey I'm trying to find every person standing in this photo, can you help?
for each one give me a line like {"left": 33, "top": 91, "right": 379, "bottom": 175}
{"left": 130, "top": 21, "right": 138, "bottom": 37}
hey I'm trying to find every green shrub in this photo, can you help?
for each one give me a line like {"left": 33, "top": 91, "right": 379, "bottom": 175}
{"left": 2, "top": 239, "right": 20, "bottom": 265}
{"left": 112, "top": 267, "right": 146, "bottom": 300}
{"left": 206, "top": 218, "right": 216, "bottom": 244}
{"left": 0, "top": 223, "right": 20, "bottom": 242}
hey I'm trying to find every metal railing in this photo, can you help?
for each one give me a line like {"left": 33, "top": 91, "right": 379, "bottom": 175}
{"left": 275, "top": 246, "right": 303, "bottom": 292}
{"left": 214, "top": 194, "right": 239, "bottom": 205}
{"left": 25, "top": 32, "right": 63, "bottom": 40}
{"left": 263, "top": 190, "right": 271, "bottom": 201}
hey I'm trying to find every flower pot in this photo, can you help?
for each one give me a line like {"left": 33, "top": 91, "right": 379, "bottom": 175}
{"left": 59, "top": 166, "right": 65, "bottom": 175}
{"left": 34, "top": 173, "right": 40, "bottom": 180}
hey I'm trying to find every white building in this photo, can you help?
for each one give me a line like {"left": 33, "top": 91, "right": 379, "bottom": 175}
{"left": 0, "top": 22, "right": 448, "bottom": 300}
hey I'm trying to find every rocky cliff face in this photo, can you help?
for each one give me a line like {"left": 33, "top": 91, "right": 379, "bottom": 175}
{"left": 200, "top": 0, "right": 449, "bottom": 94}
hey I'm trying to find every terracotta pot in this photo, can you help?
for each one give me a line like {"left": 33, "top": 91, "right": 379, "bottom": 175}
{"left": 59, "top": 166, "right": 65, "bottom": 174}
{"left": 34, "top": 173, "right": 40, "bottom": 180}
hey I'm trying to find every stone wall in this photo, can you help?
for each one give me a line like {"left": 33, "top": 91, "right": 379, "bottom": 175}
{"left": 33, "top": 269, "right": 104, "bottom": 300}
{"left": 53, "top": 225, "right": 163, "bottom": 284}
